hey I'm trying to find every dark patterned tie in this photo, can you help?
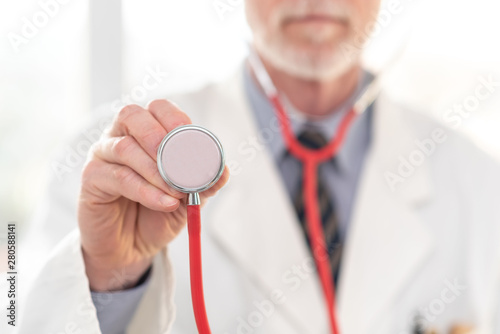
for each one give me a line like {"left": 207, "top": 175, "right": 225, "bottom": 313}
{"left": 289, "top": 128, "right": 343, "bottom": 286}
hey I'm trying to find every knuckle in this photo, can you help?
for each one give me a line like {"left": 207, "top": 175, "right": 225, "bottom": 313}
{"left": 112, "top": 136, "right": 135, "bottom": 159}
{"left": 86, "top": 141, "right": 100, "bottom": 159}
{"left": 148, "top": 99, "right": 191, "bottom": 123}
{"left": 147, "top": 99, "right": 171, "bottom": 111}
{"left": 113, "top": 166, "right": 134, "bottom": 185}
{"left": 81, "top": 159, "right": 101, "bottom": 183}
{"left": 137, "top": 182, "right": 150, "bottom": 200}
{"left": 88, "top": 140, "right": 100, "bottom": 155}
{"left": 117, "top": 104, "right": 143, "bottom": 124}
{"left": 172, "top": 110, "right": 192, "bottom": 124}
{"left": 143, "top": 130, "right": 165, "bottom": 152}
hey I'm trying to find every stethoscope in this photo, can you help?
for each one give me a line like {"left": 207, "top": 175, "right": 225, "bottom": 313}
{"left": 157, "top": 125, "right": 225, "bottom": 334}
{"left": 157, "top": 51, "right": 381, "bottom": 334}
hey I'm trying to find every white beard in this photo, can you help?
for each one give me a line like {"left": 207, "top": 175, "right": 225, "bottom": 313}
{"left": 247, "top": 0, "right": 362, "bottom": 80}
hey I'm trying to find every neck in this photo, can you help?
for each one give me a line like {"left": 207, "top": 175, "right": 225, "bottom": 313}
{"left": 257, "top": 56, "right": 361, "bottom": 118}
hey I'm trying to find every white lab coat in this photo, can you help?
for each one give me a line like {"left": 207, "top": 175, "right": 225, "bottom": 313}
{"left": 18, "top": 67, "right": 500, "bottom": 334}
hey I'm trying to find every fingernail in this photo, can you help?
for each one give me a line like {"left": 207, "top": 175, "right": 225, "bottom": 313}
{"left": 160, "top": 195, "right": 177, "bottom": 208}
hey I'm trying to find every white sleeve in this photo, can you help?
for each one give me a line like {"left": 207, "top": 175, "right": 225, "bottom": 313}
{"left": 17, "top": 229, "right": 177, "bottom": 334}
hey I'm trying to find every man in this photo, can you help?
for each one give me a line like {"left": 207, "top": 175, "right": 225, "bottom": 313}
{"left": 19, "top": 0, "right": 500, "bottom": 333}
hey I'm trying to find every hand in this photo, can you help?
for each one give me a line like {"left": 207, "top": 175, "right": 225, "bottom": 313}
{"left": 78, "top": 99, "right": 230, "bottom": 291}
{"left": 448, "top": 324, "right": 474, "bottom": 334}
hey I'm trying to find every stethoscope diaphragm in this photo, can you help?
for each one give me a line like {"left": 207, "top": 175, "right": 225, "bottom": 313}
{"left": 157, "top": 125, "right": 225, "bottom": 202}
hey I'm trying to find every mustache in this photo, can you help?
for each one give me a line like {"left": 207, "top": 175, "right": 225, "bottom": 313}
{"left": 271, "top": 0, "right": 351, "bottom": 24}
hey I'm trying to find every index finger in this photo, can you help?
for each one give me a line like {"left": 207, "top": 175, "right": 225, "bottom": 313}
{"left": 147, "top": 99, "right": 192, "bottom": 132}
{"left": 108, "top": 104, "right": 167, "bottom": 160}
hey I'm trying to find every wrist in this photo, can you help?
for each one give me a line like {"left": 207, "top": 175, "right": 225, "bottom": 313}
{"left": 82, "top": 250, "right": 153, "bottom": 292}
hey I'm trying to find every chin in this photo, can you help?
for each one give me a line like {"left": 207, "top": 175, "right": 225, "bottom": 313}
{"left": 255, "top": 35, "right": 359, "bottom": 81}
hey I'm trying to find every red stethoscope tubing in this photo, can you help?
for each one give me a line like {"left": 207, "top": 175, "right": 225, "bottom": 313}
{"left": 187, "top": 204, "right": 212, "bottom": 334}
{"left": 271, "top": 95, "right": 358, "bottom": 334}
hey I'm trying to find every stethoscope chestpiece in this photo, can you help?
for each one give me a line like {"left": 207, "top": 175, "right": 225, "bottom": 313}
{"left": 157, "top": 125, "right": 225, "bottom": 205}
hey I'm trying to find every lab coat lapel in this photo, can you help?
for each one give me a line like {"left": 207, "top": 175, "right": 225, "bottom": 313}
{"left": 206, "top": 69, "right": 329, "bottom": 333}
{"left": 337, "top": 93, "right": 435, "bottom": 333}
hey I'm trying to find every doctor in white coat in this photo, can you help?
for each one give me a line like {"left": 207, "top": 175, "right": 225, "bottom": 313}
{"left": 19, "top": 0, "right": 500, "bottom": 333}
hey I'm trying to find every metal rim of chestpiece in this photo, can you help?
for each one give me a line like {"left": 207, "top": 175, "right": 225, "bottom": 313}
{"left": 157, "top": 125, "right": 225, "bottom": 198}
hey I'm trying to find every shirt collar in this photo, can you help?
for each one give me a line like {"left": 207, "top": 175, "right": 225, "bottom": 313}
{"left": 243, "top": 63, "right": 374, "bottom": 174}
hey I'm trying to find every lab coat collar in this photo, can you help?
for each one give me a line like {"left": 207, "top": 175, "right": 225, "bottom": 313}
{"left": 207, "top": 66, "right": 435, "bottom": 333}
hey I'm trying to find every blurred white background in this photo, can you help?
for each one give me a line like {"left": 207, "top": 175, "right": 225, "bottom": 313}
{"left": 0, "top": 0, "right": 499, "bottom": 241}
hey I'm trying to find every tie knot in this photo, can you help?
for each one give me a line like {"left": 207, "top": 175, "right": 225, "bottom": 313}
{"left": 297, "top": 129, "right": 328, "bottom": 150}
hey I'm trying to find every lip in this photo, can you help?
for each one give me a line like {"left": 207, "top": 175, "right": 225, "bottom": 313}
{"left": 284, "top": 15, "right": 347, "bottom": 26}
